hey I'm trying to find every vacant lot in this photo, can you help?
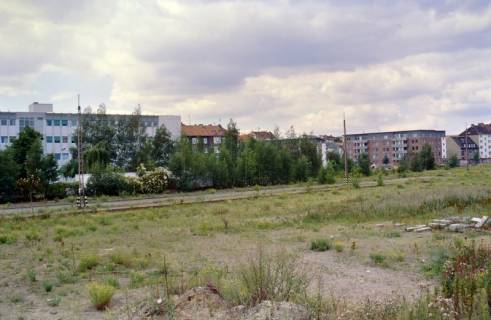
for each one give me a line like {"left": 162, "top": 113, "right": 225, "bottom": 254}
{"left": 1, "top": 166, "right": 490, "bottom": 319}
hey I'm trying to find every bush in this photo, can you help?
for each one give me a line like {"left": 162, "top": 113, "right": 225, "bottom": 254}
{"left": 369, "top": 252, "right": 387, "bottom": 266}
{"left": 310, "top": 239, "right": 332, "bottom": 252}
{"left": 43, "top": 281, "right": 54, "bottom": 292}
{"left": 334, "top": 242, "right": 344, "bottom": 252}
{"left": 86, "top": 168, "right": 132, "bottom": 196}
{"left": 140, "top": 168, "right": 169, "bottom": 194}
{"left": 0, "top": 233, "right": 17, "bottom": 245}
{"left": 87, "top": 282, "right": 115, "bottom": 310}
{"left": 377, "top": 173, "right": 384, "bottom": 186}
{"left": 46, "top": 182, "right": 79, "bottom": 199}
{"left": 230, "top": 249, "right": 308, "bottom": 306}
{"left": 79, "top": 254, "right": 100, "bottom": 272}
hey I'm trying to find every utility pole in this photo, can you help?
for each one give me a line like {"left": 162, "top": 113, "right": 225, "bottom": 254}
{"left": 464, "top": 123, "right": 469, "bottom": 171}
{"left": 77, "top": 95, "right": 86, "bottom": 208}
{"left": 343, "top": 113, "right": 349, "bottom": 184}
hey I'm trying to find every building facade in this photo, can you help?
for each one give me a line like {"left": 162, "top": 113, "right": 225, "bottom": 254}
{"left": 461, "top": 123, "right": 491, "bottom": 162}
{"left": 0, "top": 102, "right": 181, "bottom": 165}
{"left": 345, "top": 130, "right": 445, "bottom": 168}
{"left": 181, "top": 124, "right": 226, "bottom": 154}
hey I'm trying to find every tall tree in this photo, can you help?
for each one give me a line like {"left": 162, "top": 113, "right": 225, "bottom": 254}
{"left": 420, "top": 144, "right": 435, "bottom": 170}
{"left": 152, "top": 125, "right": 174, "bottom": 167}
{"left": 0, "top": 149, "right": 20, "bottom": 201}
{"left": 357, "top": 153, "right": 371, "bottom": 176}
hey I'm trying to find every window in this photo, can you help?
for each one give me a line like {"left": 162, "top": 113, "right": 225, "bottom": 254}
{"left": 1, "top": 136, "right": 7, "bottom": 143}
{"left": 9, "top": 136, "right": 15, "bottom": 143}
{"left": 53, "top": 119, "right": 60, "bottom": 126}
{"left": 47, "top": 119, "right": 52, "bottom": 126}
{"left": 19, "top": 118, "right": 34, "bottom": 129}
{"left": 62, "top": 136, "right": 68, "bottom": 143}
{"left": 71, "top": 136, "right": 76, "bottom": 143}
{"left": 71, "top": 120, "right": 77, "bottom": 126}
{"left": 192, "top": 137, "right": 198, "bottom": 144}
{"left": 213, "top": 137, "right": 221, "bottom": 144}
{"left": 62, "top": 153, "right": 70, "bottom": 160}
{"left": 203, "top": 138, "right": 208, "bottom": 144}
{"left": 47, "top": 136, "right": 53, "bottom": 143}
{"left": 9, "top": 119, "right": 15, "bottom": 126}
{"left": 54, "top": 153, "right": 61, "bottom": 160}
{"left": 54, "top": 136, "right": 61, "bottom": 143}
{"left": 1, "top": 119, "right": 7, "bottom": 125}
{"left": 61, "top": 120, "right": 68, "bottom": 126}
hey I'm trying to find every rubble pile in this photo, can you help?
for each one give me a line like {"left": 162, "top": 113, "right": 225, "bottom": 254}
{"left": 405, "top": 216, "right": 490, "bottom": 233}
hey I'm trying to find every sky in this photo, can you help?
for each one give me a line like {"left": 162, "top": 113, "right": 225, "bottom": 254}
{"left": 0, "top": 0, "right": 490, "bottom": 136}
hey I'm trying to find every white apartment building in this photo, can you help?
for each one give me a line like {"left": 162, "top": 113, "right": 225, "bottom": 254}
{"left": 0, "top": 102, "right": 181, "bottom": 165}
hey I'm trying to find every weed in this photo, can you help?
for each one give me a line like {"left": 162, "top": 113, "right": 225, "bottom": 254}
{"left": 109, "top": 251, "right": 134, "bottom": 268}
{"left": 105, "top": 276, "right": 120, "bottom": 289}
{"left": 334, "top": 242, "right": 344, "bottom": 252}
{"left": 10, "top": 294, "right": 23, "bottom": 304}
{"left": 27, "top": 269, "right": 37, "bottom": 283}
{"left": 0, "top": 233, "right": 17, "bottom": 245}
{"left": 369, "top": 252, "right": 387, "bottom": 267}
{"left": 43, "top": 281, "right": 54, "bottom": 292}
{"left": 310, "top": 239, "right": 332, "bottom": 252}
{"left": 78, "top": 254, "right": 100, "bottom": 272}
{"left": 130, "top": 271, "right": 145, "bottom": 288}
{"left": 47, "top": 295, "right": 61, "bottom": 307}
{"left": 384, "top": 231, "right": 401, "bottom": 238}
{"left": 225, "top": 248, "right": 308, "bottom": 306}
{"left": 87, "top": 282, "right": 115, "bottom": 310}
{"left": 25, "top": 230, "right": 41, "bottom": 242}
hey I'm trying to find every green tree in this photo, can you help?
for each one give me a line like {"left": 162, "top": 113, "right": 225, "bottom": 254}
{"left": 409, "top": 152, "right": 423, "bottom": 172}
{"left": 11, "top": 126, "right": 43, "bottom": 178}
{"left": 472, "top": 151, "right": 480, "bottom": 163}
{"left": 448, "top": 154, "right": 459, "bottom": 168}
{"left": 420, "top": 144, "right": 435, "bottom": 170}
{"left": 383, "top": 154, "right": 390, "bottom": 166}
{"left": 357, "top": 153, "right": 371, "bottom": 176}
{"left": 0, "top": 149, "right": 20, "bottom": 202}
{"left": 294, "top": 156, "right": 310, "bottom": 182}
{"left": 152, "top": 125, "right": 174, "bottom": 167}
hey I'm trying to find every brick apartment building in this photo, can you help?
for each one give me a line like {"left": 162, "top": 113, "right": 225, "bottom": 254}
{"left": 345, "top": 130, "right": 445, "bottom": 168}
{"left": 181, "top": 124, "right": 226, "bottom": 154}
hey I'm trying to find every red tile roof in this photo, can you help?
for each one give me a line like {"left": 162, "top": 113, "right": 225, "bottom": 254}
{"left": 181, "top": 124, "right": 226, "bottom": 137}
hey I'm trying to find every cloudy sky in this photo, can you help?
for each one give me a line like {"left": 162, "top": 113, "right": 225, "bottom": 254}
{"left": 1, "top": 0, "right": 490, "bottom": 135}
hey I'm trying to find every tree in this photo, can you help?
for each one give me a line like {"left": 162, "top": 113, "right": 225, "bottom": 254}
{"left": 40, "top": 154, "right": 58, "bottom": 197}
{"left": 273, "top": 125, "right": 281, "bottom": 139}
{"left": 409, "top": 152, "right": 423, "bottom": 172}
{"left": 294, "top": 156, "right": 310, "bottom": 182}
{"left": 472, "top": 151, "right": 480, "bottom": 163}
{"left": 448, "top": 154, "right": 459, "bottom": 168}
{"left": 224, "top": 119, "right": 239, "bottom": 160}
{"left": 0, "top": 149, "right": 20, "bottom": 202}
{"left": 152, "top": 125, "right": 174, "bottom": 167}
{"left": 357, "top": 153, "right": 371, "bottom": 176}
{"left": 383, "top": 154, "right": 390, "bottom": 166}
{"left": 420, "top": 144, "right": 435, "bottom": 170}
{"left": 11, "top": 126, "right": 43, "bottom": 178}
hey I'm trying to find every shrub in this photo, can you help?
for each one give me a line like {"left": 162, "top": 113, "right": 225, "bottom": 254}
{"left": 86, "top": 168, "right": 132, "bottom": 196}
{"left": 43, "top": 281, "right": 54, "bottom": 292}
{"left": 109, "top": 251, "right": 134, "bottom": 268}
{"left": 27, "top": 269, "right": 37, "bottom": 283}
{"left": 79, "top": 254, "right": 100, "bottom": 272}
{"left": 87, "top": 282, "right": 115, "bottom": 310}
{"left": 310, "top": 239, "right": 332, "bottom": 252}
{"left": 0, "top": 233, "right": 17, "bottom": 245}
{"left": 377, "top": 173, "right": 384, "bottom": 186}
{"left": 230, "top": 249, "right": 308, "bottom": 306}
{"left": 46, "top": 182, "right": 79, "bottom": 200}
{"left": 369, "top": 252, "right": 387, "bottom": 266}
{"left": 140, "top": 168, "right": 169, "bottom": 194}
{"left": 105, "top": 276, "right": 120, "bottom": 289}
{"left": 334, "top": 242, "right": 344, "bottom": 252}
{"left": 130, "top": 271, "right": 145, "bottom": 288}
{"left": 47, "top": 296, "right": 61, "bottom": 307}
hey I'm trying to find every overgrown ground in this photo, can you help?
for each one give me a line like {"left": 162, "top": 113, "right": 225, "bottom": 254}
{"left": 1, "top": 166, "right": 491, "bottom": 319}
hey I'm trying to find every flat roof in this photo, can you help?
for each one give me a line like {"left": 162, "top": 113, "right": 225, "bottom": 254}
{"left": 346, "top": 129, "right": 445, "bottom": 137}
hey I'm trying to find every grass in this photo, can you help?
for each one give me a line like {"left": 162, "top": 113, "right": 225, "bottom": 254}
{"left": 87, "top": 282, "right": 115, "bottom": 310}
{"left": 310, "top": 239, "right": 332, "bottom": 252}
{"left": 0, "top": 166, "right": 490, "bottom": 318}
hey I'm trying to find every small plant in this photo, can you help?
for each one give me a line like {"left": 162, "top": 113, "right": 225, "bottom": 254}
{"left": 130, "top": 271, "right": 145, "bottom": 288}
{"left": 334, "top": 242, "right": 344, "bottom": 252}
{"left": 47, "top": 295, "right": 61, "bottom": 307}
{"left": 78, "top": 254, "right": 100, "bottom": 272}
{"left": 384, "top": 231, "right": 401, "bottom": 238}
{"left": 43, "top": 281, "right": 54, "bottom": 292}
{"left": 310, "top": 239, "right": 332, "bottom": 252}
{"left": 109, "top": 251, "right": 134, "bottom": 268}
{"left": 104, "top": 276, "right": 120, "bottom": 289}
{"left": 369, "top": 252, "right": 387, "bottom": 266}
{"left": 0, "top": 233, "right": 17, "bottom": 245}
{"left": 377, "top": 173, "right": 384, "bottom": 186}
{"left": 27, "top": 269, "right": 37, "bottom": 283}
{"left": 87, "top": 282, "right": 115, "bottom": 310}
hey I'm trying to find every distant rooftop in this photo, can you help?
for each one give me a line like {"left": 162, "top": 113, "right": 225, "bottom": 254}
{"left": 460, "top": 123, "right": 491, "bottom": 136}
{"left": 345, "top": 129, "right": 445, "bottom": 137}
{"left": 181, "top": 123, "right": 226, "bottom": 137}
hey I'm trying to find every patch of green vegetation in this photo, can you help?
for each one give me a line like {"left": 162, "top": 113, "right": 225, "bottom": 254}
{"left": 310, "top": 239, "right": 332, "bottom": 252}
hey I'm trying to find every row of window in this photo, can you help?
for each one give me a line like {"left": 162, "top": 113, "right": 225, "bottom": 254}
{"left": 46, "top": 136, "right": 76, "bottom": 144}
{"left": 46, "top": 119, "right": 74, "bottom": 126}
{"left": 48, "top": 153, "right": 70, "bottom": 161}
{"left": 191, "top": 137, "right": 222, "bottom": 144}
{"left": 0, "top": 119, "right": 16, "bottom": 126}
{"left": 0, "top": 136, "right": 16, "bottom": 144}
